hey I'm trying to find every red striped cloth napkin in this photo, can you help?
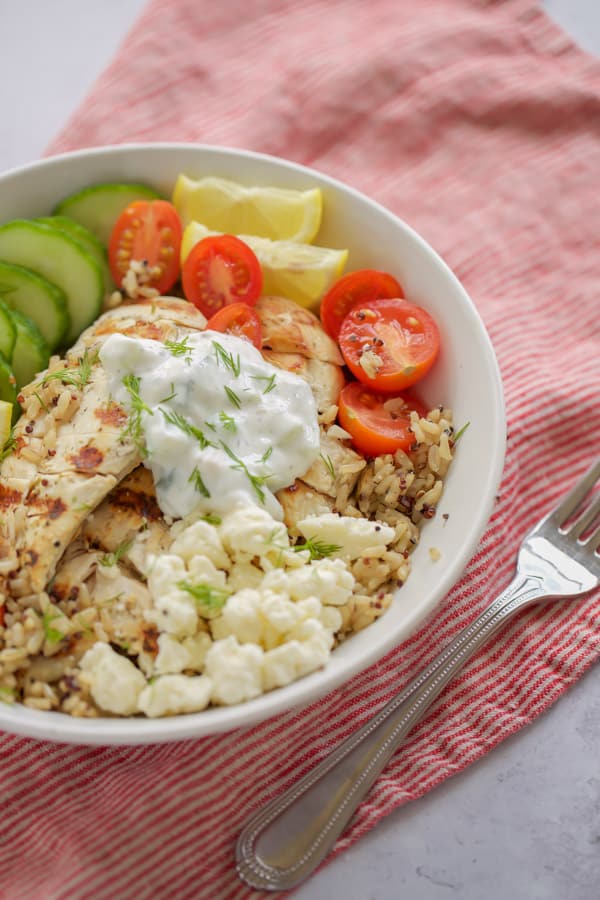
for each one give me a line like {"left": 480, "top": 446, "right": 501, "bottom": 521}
{"left": 2, "top": 0, "right": 600, "bottom": 896}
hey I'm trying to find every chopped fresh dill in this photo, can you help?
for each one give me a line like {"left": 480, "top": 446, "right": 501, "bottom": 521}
{"left": 41, "top": 348, "right": 99, "bottom": 390}
{"left": 160, "top": 408, "right": 216, "bottom": 449}
{"left": 261, "top": 446, "right": 273, "bottom": 463}
{"left": 200, "top": 512, "right": 222, "bottom": 526}
{"left": 320, "top": 452, "right": 336, "bottom": 481}
{"left": 41, "top": 609, "right": 66, "bottom": 645}
{"left": 212, "top": 341, "right": 241, "bottom": 377}
{"left": 188, "top": 465, "right": 211, "bottom": 498}
{"left": 293, "top": 536, "right": 342, "bottom": 561}
{"left": 34, "top": 391, "right": 50, "bottom": 414}
{"left": 224, "top": 385, "right": 241, "bottom": 409}
{"left": 205, "top": 421, "right": 217, "bottom": 433}
{"left": 220, "top": 441, "right": 271, "bottom": 504}
{"left": 219, "top": 410, "right": 237, "bottom": 432}
{"left": 453, "top": 421, "right": 470, "bottom": 443}
{"left": 251, "top": 373, "right": 277, "bottom": 394}
{"left": 0, "top": 427, "right": 16, "bottom": 463}
{"left": 158, "top": 383, "right": 177, "bottom": 403}
{"left": 165, "top": 336, "right": 192, "bottom": 363}
{"left": 177, "top": 580, "right": 230, "bottom": 613}
{"left": 121, "top": 374, "right": 153, "bottom": 455}
{"left": 99, "top": 538, "right": 133, "bottom": 567}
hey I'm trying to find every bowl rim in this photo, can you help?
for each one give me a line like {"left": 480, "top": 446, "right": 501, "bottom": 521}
{"left": 0, "top": 142, "right": 506, "bottom": 745}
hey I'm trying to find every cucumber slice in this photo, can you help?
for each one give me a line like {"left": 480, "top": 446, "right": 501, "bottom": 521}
{"left": 9, "top": 309, "right": 50, "bottom": 390}
{"left": 0, "top": 300, "right": 16, "bottom": 362}
{"left": 36, "top": 215, "right": 113, "bottom": 294}
{"left": 0, "top": 353, "right": 17, "bottom": 406}
{"left": 0, "top": 261, "right": 68, "bottom": 351}
{"left": 0, "top": 400, "right": 12, "bottom": 447}
{"left": 0, "top": 220, "right": 103, "bottom": 346}
{"left": 54, "top": 183, "right": 162, "bottom": 246}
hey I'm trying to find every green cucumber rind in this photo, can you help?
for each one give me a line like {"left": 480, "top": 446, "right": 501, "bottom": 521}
{"left": 8, "top": 309, "right": 50, "bottom": 391}
{"left": 0, "top": 220, "right": 103, "bottom": 346}
{"left": 35, "top": 215, "right": 114, "bottom": 293}
{"left": 0, "top": 260, "right": 69, "bottom": 350}
{"left": 54, "top": 182, "right": 162, "bottom": 245}
{"left": 0, "top": 351, "right": 17, "bottom": 406}
{"left": 0, "top": 299, "right": 17, "bottom": 362}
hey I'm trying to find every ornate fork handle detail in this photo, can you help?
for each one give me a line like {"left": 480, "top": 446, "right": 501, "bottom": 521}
{"left": 236, "top": 573, "right": 546, "bottom": 891}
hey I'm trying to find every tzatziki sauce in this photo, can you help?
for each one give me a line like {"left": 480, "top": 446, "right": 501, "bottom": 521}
{"left": 100, "top": 330, "right": 320, "bottom": 520}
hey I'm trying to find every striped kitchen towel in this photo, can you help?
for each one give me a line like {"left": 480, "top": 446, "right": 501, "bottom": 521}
{"left": 2, "top": 0, "right": 600, "bottom": 897}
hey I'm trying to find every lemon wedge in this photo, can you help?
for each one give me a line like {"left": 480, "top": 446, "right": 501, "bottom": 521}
{"left": 173, "top": 175, "right": 323, "bottom": 243}
{"left": 182, "top": 223, "right": 348, "bottom": 310}
{"left": 0, "top": 400, "right": 13, "bottom": 447}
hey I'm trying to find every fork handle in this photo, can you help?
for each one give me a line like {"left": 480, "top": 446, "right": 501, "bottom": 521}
{"left": 236, "top": 572, "right": 546, "bottom": 891}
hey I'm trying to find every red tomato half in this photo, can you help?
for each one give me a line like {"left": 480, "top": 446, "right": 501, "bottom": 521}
{"left": 339, "top": 298, "right": 440, "bottom": 393}
{"left": 206, "top": 302, "right": 263, "bottom": 349}
{"left": 181, "top": 235, "right": 263, "bottom": 317}
{"left": 338, "top": 381, "right": 428, "bottom": 457}
{"left": 108, "top": 200, "right": 182, "bottom": 294}
{"left": 319, "top": 269, "right": 403, "bottom": 340}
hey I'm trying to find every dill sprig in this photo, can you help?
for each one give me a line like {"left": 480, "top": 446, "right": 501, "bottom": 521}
{"left": 188, "top": 465, "right": 211, "bottom": 498}
{"left": 293, "top": 536, "right": 342, "bottom": 561}
{"left": 158, "top": 383, "right": 177, "bottom": 403}
{"left": 219, "top": 410, "right": 237, "bottom": 432}
{"left": 220, "top": 441, "right": 271, "bottom": 504}
{"left": 200, "top": 512, "right": 222, "bottom": 526}
{"left": 320, "top": 452, "right": 336, "bottom": 481}
{"left": 453, "top": 421, "right": 470, "bottom": 443}
{"left": 99, "top": 538, "right": 134, "bottom": 567}
{"left": 160, "top": 408, "right": 216, "bottom": 449}
{"left": 41, "top": 609, "right": 66, "bottom": 645}
{"left": 41, "top": 348, "right": 99, "bottom": 390}
{"left": 212, "top": 341, "right": 241, "bottom": 377}
{"left": 224, "top": 385, "right": 241, "bottom": 409}
{"left": 177, "top": 580, "right": 230, "bottom": 613}
{"left": 261, "top": 446, "right": 273, "bottom": 464}
{"left": 121, "top": 373, "right": 153, "bottom": 454}
{"left": 165, "top": 336, "right": 192, "bottom": 364}
{"left": 251, "top": 373, "right": 277, "bottom": 394}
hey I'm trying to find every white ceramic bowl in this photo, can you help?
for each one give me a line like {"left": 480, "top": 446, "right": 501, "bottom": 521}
{"left": 0, "top": 143, "right": 505, "bottom": 744}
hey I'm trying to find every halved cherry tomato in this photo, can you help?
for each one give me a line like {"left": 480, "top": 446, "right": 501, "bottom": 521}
{"left": 319, "top": 269, "right": 403, "bottom": 340}
{"left": 339, "top": 298, "right": 440, "bottom": 393}
{"left": 108, "top": 200, "right": 182, "bottom": 294}
{"left": 338, "top": 381, "right": 428, "bottom": 457}
{"left": 206, "top": 302, "right": 263, "bottom": 349}
{"left": 181, "top": 235, "right": 263, "bottom": 317}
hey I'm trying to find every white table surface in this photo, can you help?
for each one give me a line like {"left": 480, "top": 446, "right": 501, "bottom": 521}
{"left": 1, "top": 2, "right": 599, "bottom": 898}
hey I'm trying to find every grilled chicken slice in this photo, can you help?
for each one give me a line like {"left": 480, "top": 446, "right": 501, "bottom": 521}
{"left": 277, "top": 480, "right": 335, "bottom": 535}
{"left": 262, "top": 351, "right": 345, "bottom": 413}
{"left": 0, "top": 298, "right": 207, "bottom": 598}
{"left": 257, "top": 296, "right": 343, "bottom": 364}
{"left": 81, "top": 467, "right": 171, "bottom": 576}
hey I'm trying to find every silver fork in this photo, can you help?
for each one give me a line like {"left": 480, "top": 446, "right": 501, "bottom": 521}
{"left": 236, "top": 458, "right": 600, "bottom": 891}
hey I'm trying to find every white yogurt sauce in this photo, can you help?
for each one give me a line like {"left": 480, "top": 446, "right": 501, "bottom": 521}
{"left": 100, "top": 330, "right": 320, "bottom": 520}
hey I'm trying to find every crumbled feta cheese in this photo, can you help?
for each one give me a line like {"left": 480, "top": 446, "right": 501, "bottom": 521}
{"left": 218, "top": 507, "right": 288, "bottom": 566}
{"left": 226, "top": 561, "right": 264, "bottom": 592}
{"left": 204, "top": 636, "right": 264, "bottom": 705}
{"left": 80, "top": 642, "right": 146, "bottom": 715}
{"left": 147, "top": 553, "right": 187, "bottom": 597}
{"left": 210, "top": 589, "right": 263, "bottom": 645}
{"left": 154, "top": 633, "right": 193, "bottom": 675}
{"left": 262, "top": 625, "right": 331, "bottom": 690}
{"left": 296, "top": 513, "right": 395, "bottom": 560}
{"left": 187, "top": 554, "right": 228, "bottom": 589}
{"left": 262, "top": 557, "right": 355, "bottom": 606}
{"left": 170, "top": 520, "right": 229, "bottom": 570}
{"left": 137, "top": 674, "right": 213, "bottom": 717}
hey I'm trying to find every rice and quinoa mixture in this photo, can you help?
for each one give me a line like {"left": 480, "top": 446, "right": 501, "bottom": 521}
{"left": 0, "top": 392, "right": 454, "bottom": 718}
